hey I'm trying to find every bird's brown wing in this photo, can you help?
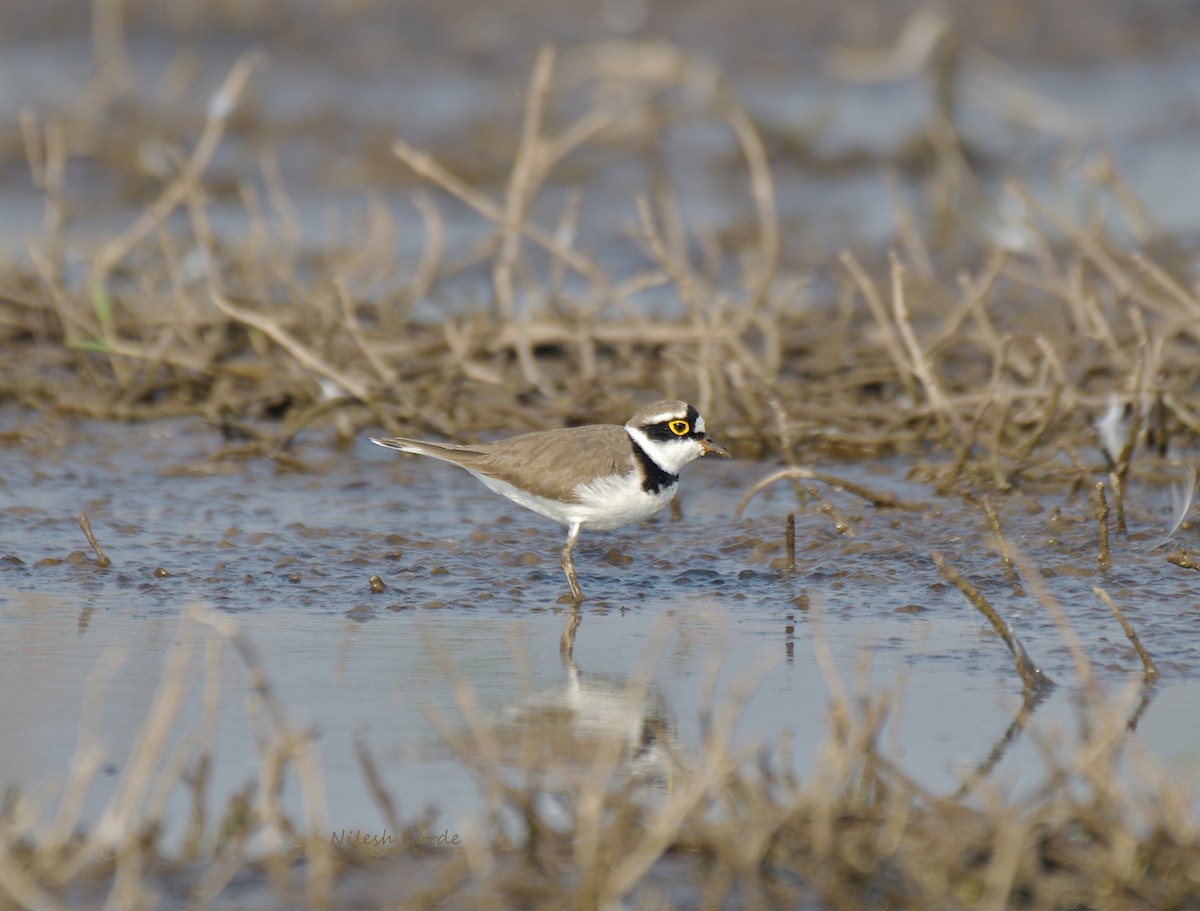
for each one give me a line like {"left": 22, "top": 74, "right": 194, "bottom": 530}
{"left": 375, "top": 425, "right": 636, "bottom": 502}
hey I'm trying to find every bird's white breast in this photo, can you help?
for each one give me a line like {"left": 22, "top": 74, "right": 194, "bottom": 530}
{"left": 469, "top": 468, "right": 676, "bottom": 531}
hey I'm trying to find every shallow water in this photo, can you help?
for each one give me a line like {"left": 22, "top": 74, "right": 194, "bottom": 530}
{"left": 3, "top": 5, "right": 1200, "bottom": 274}
{"left": 2, "top": 412, "right": 1199, "bottom": 852}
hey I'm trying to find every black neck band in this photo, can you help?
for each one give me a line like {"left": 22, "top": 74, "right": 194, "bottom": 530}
{"left": 628, "top": 433, "right": 678, "bottom": 494}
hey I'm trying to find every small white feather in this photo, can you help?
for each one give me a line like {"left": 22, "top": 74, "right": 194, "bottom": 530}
{"left": 1095, "top": 394, "right": 1128, "bottom": 465}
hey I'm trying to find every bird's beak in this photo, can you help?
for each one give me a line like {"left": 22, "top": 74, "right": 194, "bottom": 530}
{"left": 699, "top": 435, "right": 731, "bottom": 458}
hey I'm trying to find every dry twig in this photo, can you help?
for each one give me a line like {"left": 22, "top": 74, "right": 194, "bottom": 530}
{"left": 1093, "top": 482, "right": 1111, "bottom": 571}
{"left": 736, "top": 466, "right": 916, "bottom": 516}
{"left": 932, "top": 551, "right": 1052, "bottom": 696}
{"left": 1093, "top": 587, "right": 1156, "bottom": 680}
{"left": 77, "top": 512, "right": 111, "bottom": 568}
{"left": 785, "top": 512, "right": 796, "bottom": 573}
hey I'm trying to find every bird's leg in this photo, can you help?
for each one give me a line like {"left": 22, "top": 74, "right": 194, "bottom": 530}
{"left": 561, "top": 522, "right": 585, "bottom": 602}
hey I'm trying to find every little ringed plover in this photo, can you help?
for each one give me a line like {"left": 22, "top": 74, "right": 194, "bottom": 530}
{"left": 371, "top": 400, "right": 729, "bottom": 601}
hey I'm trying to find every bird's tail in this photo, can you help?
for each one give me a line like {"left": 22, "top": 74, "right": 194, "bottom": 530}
{"left": 370, "top": 436, "right": 481, "bottom": 465}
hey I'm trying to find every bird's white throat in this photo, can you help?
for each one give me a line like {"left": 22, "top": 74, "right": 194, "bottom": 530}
{"left": 625, "top": 425, "right": 705, "bottom": 476}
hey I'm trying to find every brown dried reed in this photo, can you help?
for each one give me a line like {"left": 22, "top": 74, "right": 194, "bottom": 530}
{"left": 0, "top": 37, "right": 1196, "bottom": 484}
{"left": 3, "top": 602, "right": 1193, "bottom": 910}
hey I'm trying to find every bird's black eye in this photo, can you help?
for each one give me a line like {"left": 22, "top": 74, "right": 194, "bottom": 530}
{"left": 668, "top": 419, "right": 690, "bottom": 436}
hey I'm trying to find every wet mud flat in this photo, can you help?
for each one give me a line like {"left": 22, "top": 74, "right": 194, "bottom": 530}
{"left": 3, "top": 412, "right": 1200, "bottom": 908}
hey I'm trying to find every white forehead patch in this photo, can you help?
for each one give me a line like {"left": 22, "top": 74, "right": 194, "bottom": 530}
{"left": 642, "top": 408, "right": 687, "bottom": 425}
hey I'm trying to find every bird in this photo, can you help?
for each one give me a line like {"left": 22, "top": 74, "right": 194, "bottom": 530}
{"left": 371, "top": 400, "right": 730, "bottom": 601}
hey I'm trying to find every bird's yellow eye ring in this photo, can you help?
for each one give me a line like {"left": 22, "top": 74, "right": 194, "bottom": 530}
{"left": 668, "top": 419, "right": 690, "bottom": 436}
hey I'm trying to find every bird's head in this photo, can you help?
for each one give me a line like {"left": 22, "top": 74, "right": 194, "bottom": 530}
{"left": 625, "top": 400, "right": 730, "bottom": 474}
